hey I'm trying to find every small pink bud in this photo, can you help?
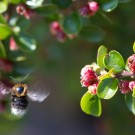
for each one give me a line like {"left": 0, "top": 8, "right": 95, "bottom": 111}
{"left": 50, "top": 21, "right": 67, "bottom": 42}
{"left": 129, "top": 81, "right": 135, "bottom": 90}
{"left": 88, "top": 1, "right": 99, "bottom": 12}
{"left": 80, "top": 65, "right": 98, "bottom": 87}
{"left": 0, "top": 58, "right": 13, "bottom": 72}
{"left": 119, "top": 80, "right": 131, "bottom": 94}
{"left": 79, "top": 1, "right": 99, "bottom": 17}
{"left": 88, "top": 83, "right": 98, "bottom": 95}
{"left": 9, "top": 37, "right": 18, "bottom": 51}
{"left": 16, "top": 4, "right": 34, "bottom": 19}
{"left": 128, "top": 54, "right": 135, "bottom": 73}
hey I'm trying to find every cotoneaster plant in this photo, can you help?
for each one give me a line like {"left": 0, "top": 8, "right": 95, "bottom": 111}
{"left": 80, "top": 42, "right": 135, "bottom": 117}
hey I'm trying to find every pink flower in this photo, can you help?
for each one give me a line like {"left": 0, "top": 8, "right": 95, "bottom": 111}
{"left": 128, "top": 54, "right": 135, "bottom": 73}
{"left": 80, "top": 65, "right": 98, "bottom": 87}
{"left": 9, "top": 37, "right": 18, "bottom": 51}
{"left": 79, "top": 1, "right": 99, "bottom": 17}
{"left": 88, "top": 83, "right": 98, "bottom": 95}
{"left": 129, "top": 81, "right": 135, "bottom": 90}
{"left": 50, "top": 21, "right": 67, "bottom": 42}
{"left": 119, "top": 80, "right": 131, "bottom": 94}
{"left": 16, "top": 4, "right": 34, "bottom": 19}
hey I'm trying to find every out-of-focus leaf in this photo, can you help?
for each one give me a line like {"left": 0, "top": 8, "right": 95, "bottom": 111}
{"left": 26, "top": 0, "right": 44, "bottom": 8}
{"left": 52, "top": 0, "right": 72, "bottom": 9}
{"left": 0, "top": 24, "right": 12, "bottom": 40}
{"left": 100, "top": 0, "right": 118, "bottom": 12}
{"left": 9, "top": 0, "right": 22, "bottom": 4}
{"left": 125, "top": 93, "right": 135, "bottom": 115}
{"left": 104, "top": 50, "right": 125, "bottom": 73}
{"left": 62, "top": 12, "right": 81, "bottom": 34}
{"left": 79, "top": 25, "right": 106, "bottom": 43}
{"left": 0, "top": 41, "right": 6, "bottom": 58}
{"left": 118, "top": 0, "right": 132, "bottom": 3}
{"left": 35, "top": 4, "right": 59, "bottom": 20}
{"left": 0, "top": 14, "right": 7, "bottom": 24}
{"left": 97, "top": 78, "right": 118, "bottom": 99}
{"left": 14, "top": 33, "right": 37, "bottom": 52}
{"left": 80, "top": 92, "right": 102, "bottom": 117}
{"left": 133, "top": 42, "right": 135, "bottom": 53}
{"left": 97, "top": 45, "right": 107, "bottom": 69}
{"left": 0, "top": 1, "right": 8, "bottom": 13}
{"left": 132, "top": 87, "right": 135, "bottom": 97}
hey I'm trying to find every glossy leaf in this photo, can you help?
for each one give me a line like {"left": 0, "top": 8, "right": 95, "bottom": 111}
{"left": 80, "top": 92, "right": 102, "bottom": 117}
{"left": 14, "top": 33, "right": 37, "bottom": 52}
{"left": 125, "top": 93, "right": 135, "bottom": 115}
{"left": 100, "top": 0, "right": 118, "bottom": 12}
{"left": 104, "top": 50, "right": 125, "bottom": 73}
{"left": 97, "top": 45, "right": 107, "bottom": 69}
{"left": 0, "top": 41, "right": 6, "bottom": 58}
{"left": 62, "top": 12, "right": 81, "bottom": 34}
{"left": 97, "top": 78, "right": 119, "bottom": 99}
{"left": 0, "top": 24, "right": 12, "bottom": 40}
{"left": 118, "top": 0, "right": 132, "bottom": 3}
{"left": 0, "top": 1, "right": 8, "bottom": 13}
{"left": 79, "top": 25, "right": 106, "bottom": 43}
{"left": 133, "top": 42, "right": 135, "bottom": 53}
{"left": 52, "top": 0, "right": 72, "bottom": 9}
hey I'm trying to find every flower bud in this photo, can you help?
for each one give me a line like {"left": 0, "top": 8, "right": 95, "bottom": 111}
{"left": 16, "top": 4, "right": 34, "bottom": 19}
{"left": 50, "top": 21, "right": 67, "bottom": 42}
{"left": 79, "top": 1, "right": 99, "bottom": 17}
{"left": 119, "top": 80, "right": 131, "bottom": 94}
{"left": 9, "top": 37, "right": 18, "bottom": 51}
{"left": 80, "top": 65, "right": 98, "bottom": 87}
{"left": 128, "top": 54, "right": 135, "bottom": 73}
{"left": 129, "top": 81, "right": 135, "bottom": 90}
{"left": 88, "top": 83, "right": 98, "bottom": 95}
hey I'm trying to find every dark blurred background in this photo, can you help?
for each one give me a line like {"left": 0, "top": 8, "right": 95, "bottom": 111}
{"left": 1, "top": 0, "right": 135, "bottom": 135}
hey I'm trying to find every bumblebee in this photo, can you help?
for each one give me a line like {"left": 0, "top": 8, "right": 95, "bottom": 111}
{"left": 0, "top": 77, "right": 50, "bottom": 117}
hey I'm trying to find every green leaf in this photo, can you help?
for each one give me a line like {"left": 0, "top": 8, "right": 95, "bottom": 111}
{"left": 0, "top": 1, "right": 8, "bottom": 13}
{"left": 52, "top": 0, "right": 72, "bottom": 9}
{"left": 0, "top": 24, "right": 12, "bottom": 40}
{"left": 79, "top": 25, "right": 106, "bottom": 43}
{"left": 97, "top": 45, "right": 107, "bottom": 69}
{"left": 9, "top": 0, "right": 22, "bottom": 4}
{"left": 133, "top": 42, "right": 135, "bottom": 53}
{"left": 14, "top": 33, "right": 37, "bottom": 52}
{"left": 125, "top": 93, "right": 135, "bottom": 115}
{"left": 0, "top": 14, "right": 7, "bottom": 24}
{"left": 118, "top": 0, "right": 132, "bottom": 3}
{"left": 35, "top": 4, "right": 59, "bottom": 20}
{"left": 97, "top": 78, "right": 119, "bottom": 99}
{"left": 132, "top": 87, "right": 135, "bottom": 97}
{"left": 0, "top": 41, "right": 6, "bottom": 58}
{"left": 80, "top": 92, "right": 102, "bottom": 117}
{"left": 62, "top": 12, "right": 81, "bottom": 34}
{"left": 104, "top": 50, "right": 125, "bottom": 73}
{"left": 100, "top": 0, "right": 118, "bottom": 12}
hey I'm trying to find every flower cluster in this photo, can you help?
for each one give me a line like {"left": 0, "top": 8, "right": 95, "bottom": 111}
{"left": 16, "top": 4, "right": 34, "bottom": 19}
{"left": 79, "top": 1, "right": 99, "bottom": 17}
{"left": 80, "top": 65, "right": 98, "bottom": 95}
{"left": 128, "top": 54, "right": 135, "bottom": 73}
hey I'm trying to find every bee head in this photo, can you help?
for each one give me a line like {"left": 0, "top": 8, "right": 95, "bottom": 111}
{"left": 13, "top": 83, "right": 28, "bottom": 97}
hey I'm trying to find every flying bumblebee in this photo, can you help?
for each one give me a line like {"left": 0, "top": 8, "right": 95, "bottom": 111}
{"left": 0, "top": 75, "right": 50, "bottom": 117}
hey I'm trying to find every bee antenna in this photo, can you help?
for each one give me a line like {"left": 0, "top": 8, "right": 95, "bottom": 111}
{"left": 9, "top": 76, "right": 20, "bottom": 83}
{"left": 22, "top": 73, "right": 30, "bottom": 82}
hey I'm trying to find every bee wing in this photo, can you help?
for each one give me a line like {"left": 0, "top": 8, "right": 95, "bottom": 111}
{"left": 27, "top": 81, "right": 50, "bottom": 102}
{"left": 0, "top": 81, "right": 12, "bottom": 96}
